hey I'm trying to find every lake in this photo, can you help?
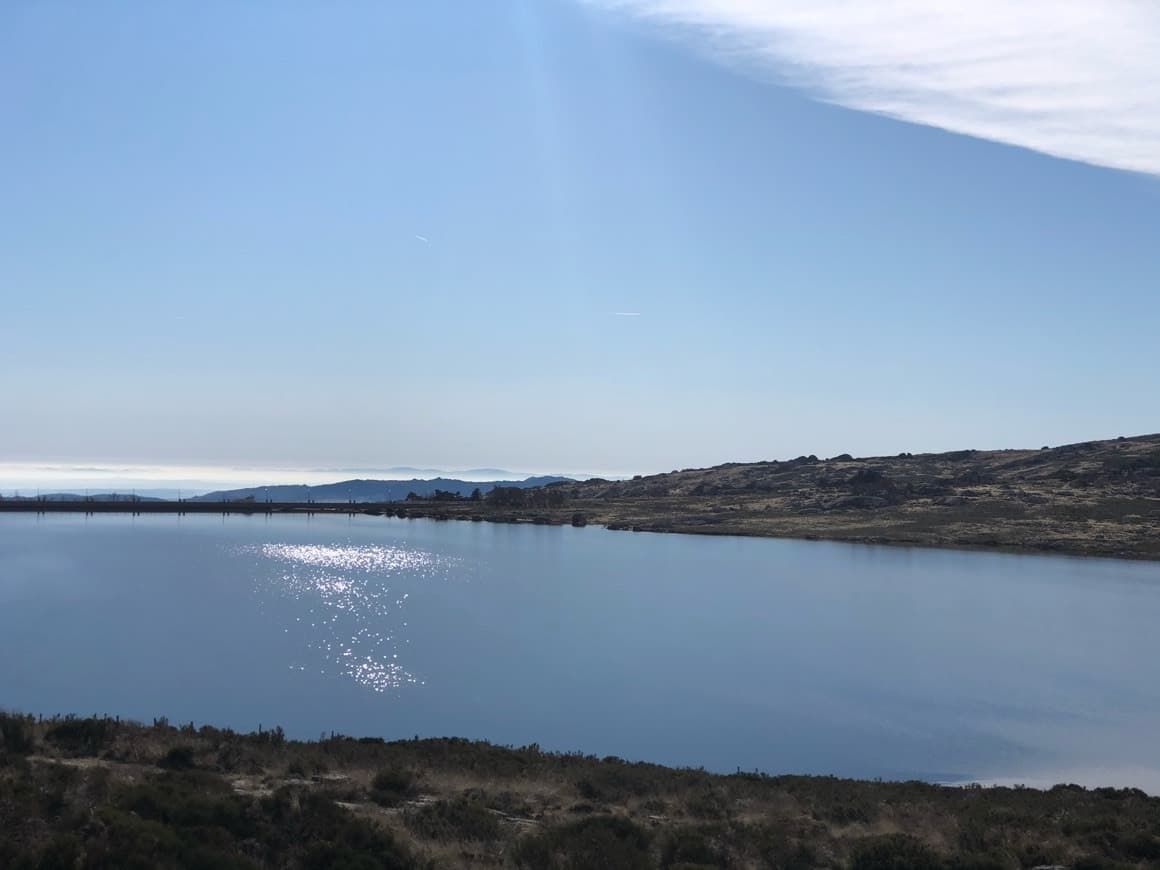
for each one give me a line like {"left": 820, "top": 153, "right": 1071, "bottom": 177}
{"left": 2, "top": 513, "right": 1159, "bottom": 790}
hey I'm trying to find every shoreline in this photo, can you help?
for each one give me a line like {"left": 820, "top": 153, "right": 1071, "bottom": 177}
{"left": 4, "top": 498, "right": 1158, "bottom": 563}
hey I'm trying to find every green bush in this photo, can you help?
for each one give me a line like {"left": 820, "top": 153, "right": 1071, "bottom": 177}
{"left": 32, "top": 833, "right": 84, "bottom": 870}
{"left": 371, "top": 766, "right": 416, "bottom": 807}
{"left": 946, "top": 851, "right": 1017, "bottom": 870}
{"left": 662, "top": 826, "right": 724, "bottom": 868}
{"left": 745, "top": 822, "right": 817, "bottom": 870}
{"left": 1115, "top": 832, "right": 1160, "bottom": 860}
{"left": 1070, "top": 858, "right": 1126, "bottom": 870}
{"left": 406, "top": 796, "right": 501, "bottom": 842}
{"left": 575, "top": 764, "right": 665, "bottom": 803}
{"left": 850, "top": 834, "right": 944, "bottom": 870}
{"left": 513, "top": 815, "right": 652, "bottom": 870}
{"left": 117, "top": 771, "right": 253, "bottom": 840}
{"left": 45, "top": 716, "right": 111, "bottom": 756}
{"left": 0, "top": 712, "right": 35, "bottom": 757}
{"left": 158, "top": 745, "right": 196, "bottom": 770}
{"left": 824, "top": 800, "right": 872, "bottom": 824}
{"left": 684, "top": 788, "right": 729, "bottom": 820}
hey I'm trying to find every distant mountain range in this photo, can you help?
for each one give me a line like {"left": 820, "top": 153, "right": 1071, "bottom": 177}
{"left": 190, "top": 476, "right": 573, "bottom": 503}
{"left": 310, "top": 467, "right": 530, "bottom": 480}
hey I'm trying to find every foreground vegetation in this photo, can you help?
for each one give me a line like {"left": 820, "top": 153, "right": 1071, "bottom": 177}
{"left": 3, "top": 712, "right": 1160, "bottom": 869}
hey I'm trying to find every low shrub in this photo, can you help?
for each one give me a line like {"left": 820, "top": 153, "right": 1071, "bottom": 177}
{"left": 371, "top": 766, "right": 417, "bottom": 807}
{"left": 513, "top": 815, "right": 652, "bottom": 870}
{"left": 158, "top": 745, "right": 196, "bottom": 770}
{"left": 406, "top": 797, "right": 501, "bottom": 843}
{"left": 661, "top": 826, "right": 725, "bottom": 868}
{"left": 0, "top": 712, "right": 35, "bottom": 759}
{"left": 851, "top": 834, "right": 944, "bottom": 870}
{"left": 45, "top": 716, "right": 111, "bottom": 756}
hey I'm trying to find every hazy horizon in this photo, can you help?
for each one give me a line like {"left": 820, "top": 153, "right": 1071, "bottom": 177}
{"left": 0, "top": 461, "right": 613, "bottom": 497}
{"left": 3, "top": 426, "right": 1155, "bottom": 496}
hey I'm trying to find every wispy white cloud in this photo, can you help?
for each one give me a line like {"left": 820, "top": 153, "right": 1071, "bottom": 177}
{"left": 613, "top": 311, "right": 642, "bottom": 316}
{"left": 414, "top": 234, "right": 429, "bottom": 243}
{"left": 584, "top": 0, "right": 1160, "bottom": 175}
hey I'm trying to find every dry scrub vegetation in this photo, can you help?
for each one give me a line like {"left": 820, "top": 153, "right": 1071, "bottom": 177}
{"left": 3, "top": 712, "right": 1160, "bottom": 869}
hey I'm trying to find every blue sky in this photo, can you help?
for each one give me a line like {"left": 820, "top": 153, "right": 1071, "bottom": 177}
{"left": 2, "top": 1, "right": 1158, "bottom": 486}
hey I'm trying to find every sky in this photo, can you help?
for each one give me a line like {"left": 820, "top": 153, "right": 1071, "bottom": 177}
{"left": 2, "top": 1, "right": 1158, "bottom": 488}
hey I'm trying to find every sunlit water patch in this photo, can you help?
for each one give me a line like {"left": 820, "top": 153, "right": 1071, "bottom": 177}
{"left": 246, "top": 542, "right": 461, "bottom": 692}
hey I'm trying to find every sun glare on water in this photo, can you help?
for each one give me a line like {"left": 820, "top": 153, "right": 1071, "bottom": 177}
{"left": 247, "top": 543, "right": 459, "bottom": 692}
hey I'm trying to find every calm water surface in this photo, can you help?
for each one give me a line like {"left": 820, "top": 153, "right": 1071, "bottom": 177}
{"left": 2, "top": 514, "right": 1159, "bottom": 789}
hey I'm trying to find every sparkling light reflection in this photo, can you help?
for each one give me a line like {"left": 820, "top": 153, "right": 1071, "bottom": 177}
{"left": 248, "top": 543, "right": 458, "bottom": 692}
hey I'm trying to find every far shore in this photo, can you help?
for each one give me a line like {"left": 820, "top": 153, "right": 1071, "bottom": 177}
{"left": 3, "top": 494, "right": 1159, "bottom": 563}
{"left": 4, "top": 433, "right": 1159, "bottom": 562}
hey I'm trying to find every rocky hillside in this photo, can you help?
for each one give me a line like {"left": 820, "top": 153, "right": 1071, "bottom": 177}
{"left": 383, "top": 434, "right": 1160, "bottom": 560}
{"left": 547, "top": 433, "right": 1160, "bottom": 558}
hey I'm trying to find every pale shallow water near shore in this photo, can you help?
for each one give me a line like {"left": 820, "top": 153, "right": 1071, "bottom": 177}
{"left": 2, "top": 513, "right": 1159, "bottom": 789}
